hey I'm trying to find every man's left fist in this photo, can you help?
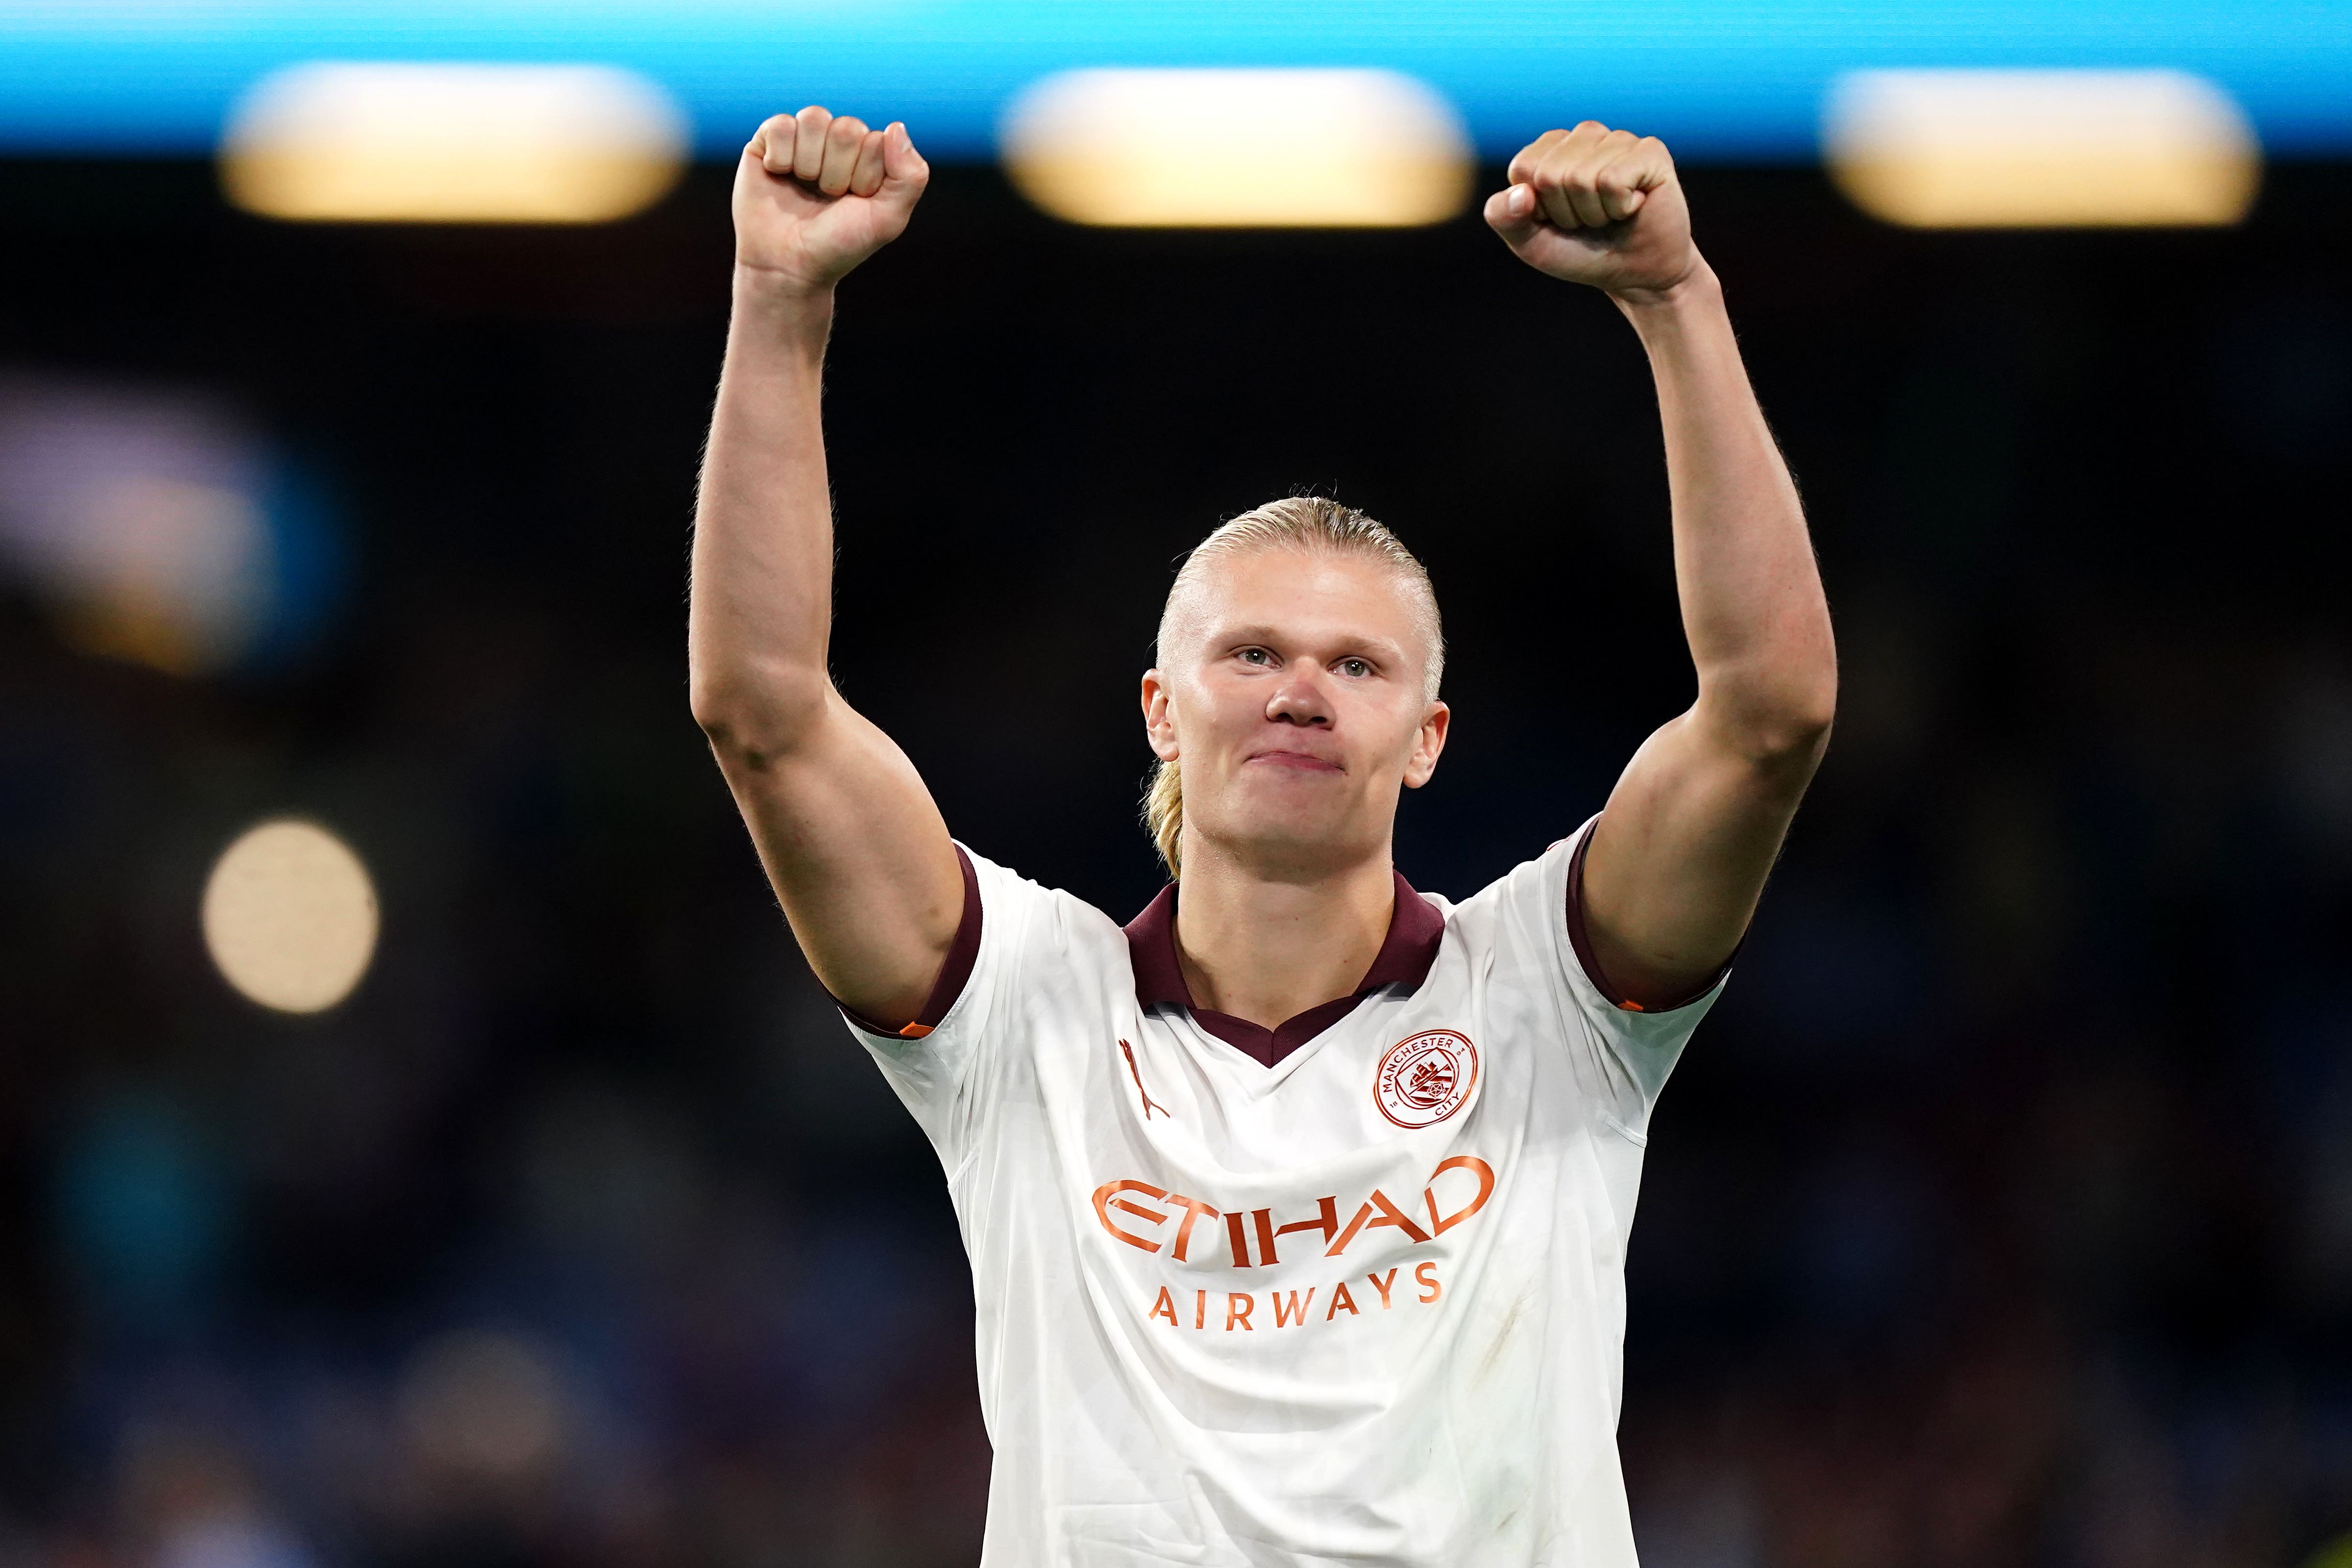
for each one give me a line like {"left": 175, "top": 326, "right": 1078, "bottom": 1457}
{"left": 1484, "top": 122, "right": 1698, "bottom": 298}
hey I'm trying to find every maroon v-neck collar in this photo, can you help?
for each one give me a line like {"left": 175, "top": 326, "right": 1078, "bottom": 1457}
{"left": 1123, "top": 873, "right": 1446, "bottom": 1068}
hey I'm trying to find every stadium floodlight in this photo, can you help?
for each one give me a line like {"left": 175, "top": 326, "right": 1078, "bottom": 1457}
{"left": 202, "top": 819, "right": 379, "bottom": 1014}
{"left": 1000, "top": 68, "right": 1472, "bottom": 228}
{"left": 1824, "top": 69, "right": 2260, "bottom": 229}
{"left": 219, "top": 62, "right": 687, "bottom": 224}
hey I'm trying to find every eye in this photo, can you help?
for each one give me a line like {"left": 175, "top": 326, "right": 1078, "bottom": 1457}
{"left": 1337, "top": 658, "right": 1373, "bottom": 678}
{"left": 1238, "top": 647, "right": 1272, "bottom": 666}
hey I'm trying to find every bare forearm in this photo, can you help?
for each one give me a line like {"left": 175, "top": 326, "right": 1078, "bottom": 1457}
{"left": 1488, "top": 123, "right": 1831, "bottom": 1000}
{"left": 682, "top": 109, "right": 961, "bottom": 1028}
{"left": 1619, "top": 261, "right": 1836, "bottom": 754}
{"left": 688, "top": 271, "right": 839, "bottom": 751}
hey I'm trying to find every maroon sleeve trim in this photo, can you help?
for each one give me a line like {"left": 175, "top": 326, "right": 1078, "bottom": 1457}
{"left": 1565, "top": 824, "right": 1730, "bottom": 1014}
{"left": 835, "top": 845, "right": 983, "bottom": 1039}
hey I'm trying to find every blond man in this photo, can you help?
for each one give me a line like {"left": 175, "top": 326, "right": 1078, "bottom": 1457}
{"left": 689, "top": 106, "right": 1835, "bottom": 1568}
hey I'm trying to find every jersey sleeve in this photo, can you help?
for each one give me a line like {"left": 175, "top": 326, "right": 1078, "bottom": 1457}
{"left": 835, "top": 844, "right": 1042, "bottom": 1172}
{"left": 1482, "top": 815, "right": 1728, "bottom": 1139}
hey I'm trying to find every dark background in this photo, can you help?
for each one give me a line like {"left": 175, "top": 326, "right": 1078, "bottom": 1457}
{"left": 3, "top": 153, "right": 2352, "bottom": 1567}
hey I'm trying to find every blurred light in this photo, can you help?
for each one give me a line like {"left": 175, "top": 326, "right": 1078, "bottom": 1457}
{"left": 398, "top": 1332, "right": 565, "bottom": 1479}
{"left": 53, "top": 1095, "right": 234, "bottom": 1332}
{"left": 1000, "top": 68, "right": 1470, "bottom": 227}
{"left": 9, "top": 5, "right": 2352, "bottom": 163}
{"left": 201, "top": 820, "right": 378, "bottom": 1015}
{"left": 219, "top": 62, "right": 687, "bottom": 224}
{"left": 118, "top": 1427, "right": 318, "bottom": 1568}
{"left": 0, "top": 376, "right": 345, "bottom": 675}
{"left": 1825, "top": 69, "right": 2260, "bottom": 228}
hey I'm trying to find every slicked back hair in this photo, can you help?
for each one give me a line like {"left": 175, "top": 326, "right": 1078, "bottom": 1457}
{"left": 1145, "top": 496, "right": 1444, "bottom": 877}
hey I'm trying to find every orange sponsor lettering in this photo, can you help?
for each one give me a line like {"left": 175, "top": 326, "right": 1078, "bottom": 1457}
{"left": 1252, "top": 1197, "right": 1340, "bottom": 1266}
{"left": 1424, "top": 1156, "right": 1494, "bottom": 1236}
{"left": 1327, "top": 1189, "right": 1430, "bottom": 1255}
{"left": 1139, "top": 1270, "right": 1457, "bottom": 1332}
{"left": 1092, "top": 1157, "right": 1492, "bottom": 1264}
{"left": 1160, "top": 1194, "right": 1221, "bottom": 1262}
{"left": 1091, "top": 1180, "right": 1169, "bottom": 1252}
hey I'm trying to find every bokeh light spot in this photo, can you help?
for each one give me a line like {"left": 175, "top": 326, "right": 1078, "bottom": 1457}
{"left": 1001, "top": 69, "right": 1470, "bottom": 228}
{"left": 398, "top": 1331, "right": 566, "bottom": 1480}
{"left": 1825, "top": 69, "right": 2260, "bottom": 229}
{"left": 200, "top": 819, "right": 378, "bottom": 1014}
{"left": 220, "top": 62, "right": 687, "bottom": 225}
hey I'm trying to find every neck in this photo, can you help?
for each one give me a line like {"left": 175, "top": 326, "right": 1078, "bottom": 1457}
{"left": 1170, "top": 836, "right": 1396, "bottom": 1030}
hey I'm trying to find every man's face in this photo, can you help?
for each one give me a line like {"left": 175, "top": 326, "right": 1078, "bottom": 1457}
{"left": 1142, "top": 548, "right": 1448, "bottom": 878}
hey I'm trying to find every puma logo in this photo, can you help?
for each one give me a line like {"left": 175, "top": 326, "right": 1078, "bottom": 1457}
{"left": 1120, "top": 1038, "right": 1170, "bottom": 1120}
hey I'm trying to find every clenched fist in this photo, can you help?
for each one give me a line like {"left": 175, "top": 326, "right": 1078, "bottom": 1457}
{"left": 735, "top": 106, "right": 929, "bottom": 293}
{"left": 1484, "top": 123, "right": 1697, "bottom": 298}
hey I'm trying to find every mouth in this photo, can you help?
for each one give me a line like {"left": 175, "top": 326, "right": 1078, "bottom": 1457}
{"left": 1245, "top": 749, "right": 1344, "bottom": 775}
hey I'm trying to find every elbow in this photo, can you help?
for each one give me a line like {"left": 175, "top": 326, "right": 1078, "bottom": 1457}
{"left": 1759, "top": 698, "right": 1836, "bottom": 766}
{"left": 1769, "top": 663, "right": 1834, "bottom": 761}
{"left": 1768, "top": 667, "right": 1839, "bottom": 758}
{"left": 688, "top": 658, "right": 831, "bottom": 765}
{"left": 1706, "top": 664, "right": 1838, "bottom": 767}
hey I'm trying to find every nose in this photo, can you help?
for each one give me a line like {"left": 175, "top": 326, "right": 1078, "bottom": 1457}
{"left": 1266, "top": 671, "right": 1332, "bottom": 728}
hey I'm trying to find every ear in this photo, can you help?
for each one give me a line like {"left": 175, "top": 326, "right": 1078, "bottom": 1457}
{"left": 1141, "top": 669, "right": 1180, "bottom": 762}
{"left": 1402, "top": 702, "right": 1450, "bottom": 788}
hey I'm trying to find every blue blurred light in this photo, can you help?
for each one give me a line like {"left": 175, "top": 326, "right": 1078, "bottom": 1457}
{"left": 242, "top": 454, "right": 349, "bottom": 675}
{"left": 0, "top": 0, "right": 2347, "bottom": 161}
{"left": 52, "top": 1092, "right": 236, "bottom": 1336}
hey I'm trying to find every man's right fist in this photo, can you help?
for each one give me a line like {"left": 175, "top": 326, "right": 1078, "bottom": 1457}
{"left": 1483, "top": 122, "right": 1695, "bottom": 299}
{"left": 734, "top": 106, "right": 928, "bottom": 293}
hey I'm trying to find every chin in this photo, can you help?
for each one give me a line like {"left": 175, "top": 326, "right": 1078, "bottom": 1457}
{"left": 1190, "top": 769, "right": 1393, "bottom": 870}
{"left": 1200, "top": 807, "right": 1383, "bottom": 880}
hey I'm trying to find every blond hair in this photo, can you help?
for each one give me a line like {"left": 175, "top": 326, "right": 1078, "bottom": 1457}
{"left": 1145, "top": 496, "right": 1443, "bottom": 877}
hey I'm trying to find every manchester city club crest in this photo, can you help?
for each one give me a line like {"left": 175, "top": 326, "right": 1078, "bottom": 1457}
{"left": 1373, "top": 1029, "right": 1479, "bottom": 1129}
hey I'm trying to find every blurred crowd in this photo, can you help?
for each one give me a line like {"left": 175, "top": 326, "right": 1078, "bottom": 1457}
{"left": 1, "top": 156, "right": 2348, "bottom": 1567}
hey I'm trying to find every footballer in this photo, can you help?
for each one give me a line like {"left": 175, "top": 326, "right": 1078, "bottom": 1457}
{"left": 688, "top": 106, "right": 1836, "bottom": 1567}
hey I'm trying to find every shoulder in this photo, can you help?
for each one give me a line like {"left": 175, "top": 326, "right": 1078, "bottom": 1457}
{"left": 1439, "top": 821, "right": 1589, "bottom": 950}
{"left": 961, "top": 846, "right": 1132, "bottom": 977}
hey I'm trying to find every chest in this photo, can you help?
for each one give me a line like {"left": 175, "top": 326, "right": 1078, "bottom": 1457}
{"left": 995, "top": 948, "right": 1593, "bottom": 1243}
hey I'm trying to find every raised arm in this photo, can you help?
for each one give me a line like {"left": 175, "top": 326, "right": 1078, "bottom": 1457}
{"left": 688, "top": 107, "right": 963, "bottom": 1029}
{"left": 1485, "top": 123, "right": 1837, "bottom": 1009}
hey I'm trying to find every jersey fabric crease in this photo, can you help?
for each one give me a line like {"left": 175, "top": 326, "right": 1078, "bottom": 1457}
{"left": 841, "top": 816, "right": 1726, "bottom": 1568}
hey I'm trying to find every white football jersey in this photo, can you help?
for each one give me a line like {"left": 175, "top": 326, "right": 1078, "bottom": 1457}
{"left": 845, "top": 817, "right": 1722, "bottom": 1567}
